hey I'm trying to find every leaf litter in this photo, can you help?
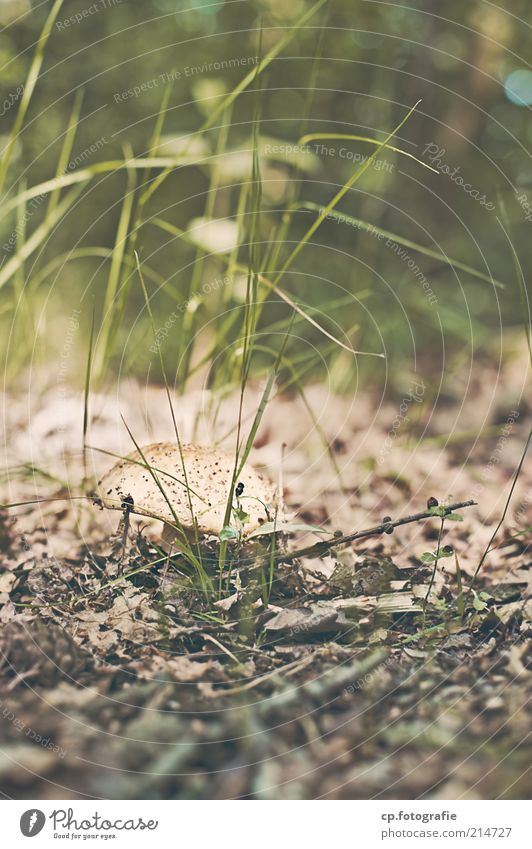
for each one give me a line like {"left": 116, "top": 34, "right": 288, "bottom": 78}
{"left": 0, "top": 357, "right": 530, "bottom": 800}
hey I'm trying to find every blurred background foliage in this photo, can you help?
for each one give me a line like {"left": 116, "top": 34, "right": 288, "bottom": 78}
{"left": 0, "top": 0, "right": 530, "bottom": 393}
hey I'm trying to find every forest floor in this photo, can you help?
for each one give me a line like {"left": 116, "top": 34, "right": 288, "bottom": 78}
{"left": 0, "top": 340, "right": 530, "bottom": 800}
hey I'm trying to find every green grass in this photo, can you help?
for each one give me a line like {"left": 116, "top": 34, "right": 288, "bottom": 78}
{"left": 0, "top": 0, "right": 512, "bottom": 393}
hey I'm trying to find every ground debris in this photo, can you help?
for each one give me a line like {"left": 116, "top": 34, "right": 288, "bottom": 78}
{"left": 1, "top": 378, "right": 530, "bottom": 799}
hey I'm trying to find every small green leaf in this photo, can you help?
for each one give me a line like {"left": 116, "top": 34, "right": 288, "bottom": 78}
{"left": 219, "top": 525, "right": 239, "bottom": 541}
{"left": 428, "top": 505, "right": 447, "bottom": 518}
{"left": 421, "top": 551, "right": 437, "bottom": 563}
{"left": 430, "top": 595, "right": 447, "bottom": 610}
{"left": 248, "top": 521, "right": 329, "bottom": 539}
{"left": 445, "top": 512, "right": 464, "bottom": 522}
{"left": 471, "top": 589, "right": 488, "bottom": 611}
{"left": 478, "top": 591, "right": 493, "bottom": 601}
{"left": 234, "top": 507, "right": 250, "bottom": 525}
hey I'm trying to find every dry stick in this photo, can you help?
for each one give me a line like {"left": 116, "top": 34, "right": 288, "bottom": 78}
{"left": 240, "top": 500, "right": 477, "bottom": 572}
{"left": 469, "top": 427, "right": 532, "bottom": 592}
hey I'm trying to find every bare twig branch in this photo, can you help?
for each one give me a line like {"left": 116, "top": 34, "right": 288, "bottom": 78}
{"left": 254, "top": 499, "right": 477, "bottom": 569}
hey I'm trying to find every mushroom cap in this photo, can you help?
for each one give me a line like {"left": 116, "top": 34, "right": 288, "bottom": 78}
{"left": 96, "top": 442, "right": 277, "bottom": 537}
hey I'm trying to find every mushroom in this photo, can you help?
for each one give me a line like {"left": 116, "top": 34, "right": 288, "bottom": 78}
{"left": 96, "top": 442, "right": 277, "bottom": 547}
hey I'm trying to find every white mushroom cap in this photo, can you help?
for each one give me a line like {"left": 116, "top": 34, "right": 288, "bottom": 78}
{"left": 96, "top": 442, "right": 277, "bottom": 538}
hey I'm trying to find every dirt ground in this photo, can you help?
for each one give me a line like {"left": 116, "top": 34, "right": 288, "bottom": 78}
{"left": 0, "top": 342, "right": 530, "bottom": 800}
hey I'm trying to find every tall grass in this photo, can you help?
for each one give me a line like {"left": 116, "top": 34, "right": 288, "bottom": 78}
{"left": 1, "top": 0, "right": 521, "bottom": 599}
{"left": 0, "top": 0, "right": 509, "bottom": 394}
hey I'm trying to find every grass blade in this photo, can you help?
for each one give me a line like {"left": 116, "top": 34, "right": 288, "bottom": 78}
{"left": 139, "top": 0, "right": 328, "bottom": 205}
{"left": 270, "top": 101, "right": 422, "bottom": 291}
{"left": 47, "top": 88, "right": 84, "bottom": 218}
{"left": 135, "top": 252, "right": 210, "bottom": 580}
{"left": 294, "top": 201, "right": 505, "bottom": 288}
{"left": 0, "top": 185, "right": 84, "bottom": 291}
{"left": 82, "top": 303, "right": 96, "bottom": 478}
{"left": 0, "top": 0, "right": 65, "bottom": 194}
{"left": 95, "top": 152, "right": 137, "bottom": 377}
{"left": 470, "top": 427, "right": 532, "bottom": 590}
{"left": 298, "top": 132, "right": 439, "bottom": 173}
{"left": 149, "top": 217, "right": 383, "bottom": 357}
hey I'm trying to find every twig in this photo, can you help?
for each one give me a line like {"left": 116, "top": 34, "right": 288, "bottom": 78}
{"left": 276, "top": 499, "right": 476, "bottom": 564}
{"left": 238, "top": 499, "right": 477, "bottom": 573}
{"left": 202, "top": 634, "right": 240, "bottom": 665}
